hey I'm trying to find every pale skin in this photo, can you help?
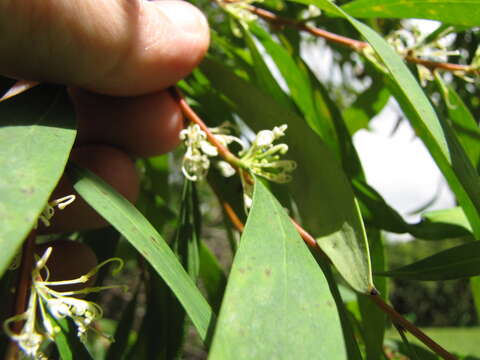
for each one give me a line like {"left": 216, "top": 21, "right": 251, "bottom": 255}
{"left": 0, "top": 0, "right": 210, "bottom": 233}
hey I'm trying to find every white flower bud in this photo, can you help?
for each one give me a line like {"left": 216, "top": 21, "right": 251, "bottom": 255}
{"left": 216, "top": 161, "right": 236, "bottom": 177}
{"left": 254, "top": 130, "right": 275, "bottom": 147}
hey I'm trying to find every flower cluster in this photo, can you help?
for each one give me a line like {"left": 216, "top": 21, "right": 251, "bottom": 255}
{"left": 238, "top": 124, "right": 297, "bottom": 209}
{"left": 3, "top": 247, "right": 125, "bottom": 359}
{"left": 180, "top": 123, "right": 218, "bottom": 181}
{"left": 239, "top": 124, "right": 296, "bottom": 183}
{"left": 180, "top": 122, "right": 245, "bottom": 181}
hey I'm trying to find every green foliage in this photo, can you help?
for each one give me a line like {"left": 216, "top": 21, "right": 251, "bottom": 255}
{"left": 210, "top": 180, "right": 349, "bottom": 359}
{"left": 2, "top": 0, "right": 480, "bottom": 358}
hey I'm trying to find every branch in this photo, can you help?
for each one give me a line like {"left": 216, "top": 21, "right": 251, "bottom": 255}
{"left": 249, "top": 6, "right": 479, "bottom": 76}
{"left": 370, "top": 295, "right": 458, "bottom": 360}
{"left": 172, "top": 88, "right": 458, "bottom": 360}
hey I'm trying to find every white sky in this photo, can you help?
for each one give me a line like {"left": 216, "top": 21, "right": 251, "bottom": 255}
{"left": 353, "top": 100, "right": 455, "bottom": 223}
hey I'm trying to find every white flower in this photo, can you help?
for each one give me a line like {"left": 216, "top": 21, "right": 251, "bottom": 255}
{"left": 180, "top": 124, "right": 216, "bottom": 181}
{"left": 240, "top": 124, "right": 296, "bottom": 184}
{"left": 216, "top": 161, "right": 236, "bottom": 178}
{"left": 3, "top": 247, "right": 124, "bottom": 357}
{"left": 180, "top": 122, "right": 244, "bottom": 181}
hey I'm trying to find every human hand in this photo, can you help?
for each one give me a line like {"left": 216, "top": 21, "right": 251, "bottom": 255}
{"left": 1, "top": 0, "right": 210, "bottom": 232}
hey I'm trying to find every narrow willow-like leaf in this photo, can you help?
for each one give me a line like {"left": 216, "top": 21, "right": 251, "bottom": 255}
{"left": 435, "top": 73, "right": 480, "bottom": 171}
{"left": 201, "top": 58, "right": 373, "bottom": 294}
{"left": 241, "top": 24, "right": 293, "bottom": 107}
{"left": 199, "top": 241, "right": 227, "bottom": 312}
{"left": 421, "top": 206, "right": 472, "bottom": 234}
{"left": 290, "top": 0, "right": 480, "bottom": 238}
{"left": 52, "top": 316, "right": 93, "bottom": 360}
{"left": 67, "top": 164, "right": 214, "bottom": 342}
{"left": 0, "top": 86, "right": 76, "bottom": 276}
{"left": 209, "top": 180, "right": 348, "bottom": 359}
{"left": 342, "top": 0, "right": 480, "bottom": 27}
{"left": 247, "top": 22, "right": 322, "bottom": 136}
{"left": 154, "top": 180, "right": 202, "bottom": 359}
{"left": 378, "top": 241, "right": 480, "bottom": 280}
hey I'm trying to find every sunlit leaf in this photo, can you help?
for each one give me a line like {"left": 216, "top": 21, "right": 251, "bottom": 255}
{"left": 342, "top": 0, "right": 480, "bottom": 27}
{"left": 435, "top": 73, "right": 480, "bottom": 172}
{"left": 209, "top": 180, "right": 349, "bottom": 359}
{"left": 378, "top": 241, "right": 480, "bottom": 280}
{"left": 421, "top": 206, "right": 472, "bottom": 234}
{"left": 67, "top": 164, "right": 214, "bottom": 343}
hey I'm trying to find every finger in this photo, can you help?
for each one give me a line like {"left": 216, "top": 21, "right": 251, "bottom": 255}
{"left": 0, "top": 0, "right": 209, "bottom": 96}
{"left": 70, "top": 88, "right": 183, "bottom": 157}
{"left": 40, "top": 145, "right": 139, "bottom": 234}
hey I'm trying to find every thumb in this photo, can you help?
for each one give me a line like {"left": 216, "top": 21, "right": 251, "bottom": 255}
{"left": 0, "top": 0, "right": 209, "bottom": 96}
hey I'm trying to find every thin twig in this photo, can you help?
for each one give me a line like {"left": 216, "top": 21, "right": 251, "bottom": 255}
{"left": 249, "top": 6, "right": 479, "bottom": 75}
{"left": 5, "top": 231, "right": 37, "bottom": 360}
{"left": 370, "top": 294, "right": 458, "bottom": 360}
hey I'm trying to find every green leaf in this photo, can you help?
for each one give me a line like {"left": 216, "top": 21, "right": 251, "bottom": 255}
{"left": 0, "top": 86, "right": 76, "bottom": 276}
{"left": 151, "top": 180, "right": 202, "bottom": 359}
{"left": 209, "top": 180, "right": 349, "bottom": 359}
{"left": 66, "top": 164, "right": 214, "bottom": 343}
{"left": 241, "top": 24, "right": 293, "bottom": 107}
{"left": 52, "top": 316, "right": 93, "bottom": 360}
{"left": 199, "top": 241, "right": 227, "bottom": 312}
{"left": 378, "top": 241, "right": 480, "bottom": 280}
{"left": 201, "top": 58, "right": 373, "bottom": 294}
{"left": 291, "top": 0, "right": 480, "bottom": 239}
{"left": 342, "top": 0, "right": 480, "bottom": 27}
{"left": 421, "top": 206, "right": 472, "bottom": 234}
{"left": 435, "top": 74, "right": 480, "bottom": 172}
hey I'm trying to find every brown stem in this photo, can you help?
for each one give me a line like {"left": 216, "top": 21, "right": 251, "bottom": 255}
{"left": 172, "top": 85, "right": 456, "bottom": 360}
{"left": 249, "top": 6, "right": 367, "bottom": 51}
{"left": 249, "top": 6, "right": 478, "bottom": 75}
{"left": 370, "top": 294, "right": 458, "bottom": 360}
{"left": 5, "top": 231, "right": 37, "bottom": 360}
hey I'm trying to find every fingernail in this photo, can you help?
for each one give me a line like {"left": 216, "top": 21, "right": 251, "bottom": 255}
{"left": 157, "top": 1, "right": 209, "bottom": 37}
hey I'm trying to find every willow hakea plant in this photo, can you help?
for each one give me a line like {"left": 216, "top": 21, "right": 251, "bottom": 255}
{"left": 2, "top": 0, "right": 480, "bottom": 358}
